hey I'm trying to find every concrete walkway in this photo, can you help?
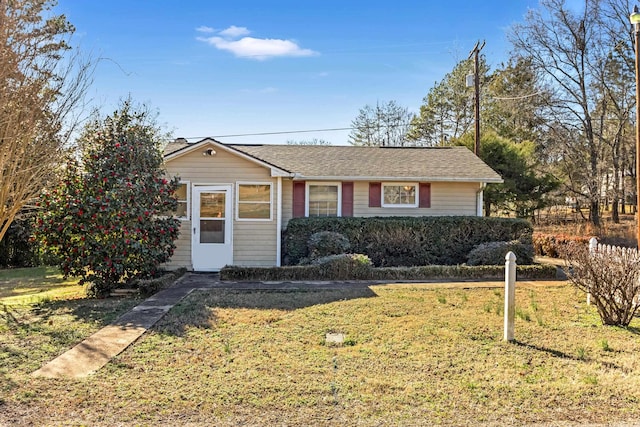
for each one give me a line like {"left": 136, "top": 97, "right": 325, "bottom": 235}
{"left": 32, "top": 274, "right": 219, "bottom": 379}
{"left": 31, "top": 273, "right": 569, "bottom": 379}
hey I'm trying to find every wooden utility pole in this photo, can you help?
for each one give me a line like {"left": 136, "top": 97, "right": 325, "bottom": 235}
{"left": 469, "top": 41, "right": 485, "bottom": 157}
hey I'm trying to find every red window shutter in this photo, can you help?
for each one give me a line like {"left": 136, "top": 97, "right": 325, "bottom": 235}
{"left": 369, "top": 182, "right": 381, "bottom": 207}
{"left": 419, "top": 183, "right": 431, "bottom": 208}
{"left": 292, "top": 181, "right": 306, "bottom": 217}
{"left": 342, "top": 182, "right": 354, "bottom": 217}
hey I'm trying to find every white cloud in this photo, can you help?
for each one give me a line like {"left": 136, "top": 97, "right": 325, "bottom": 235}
{"left": 218, "top": 25, "right": 250, "bottom": 38}
{"left": 197, "top": 25, "right": 318, "bottom": 60}
{"left": 196, "top": 26, "right": 215, "bottom": 33}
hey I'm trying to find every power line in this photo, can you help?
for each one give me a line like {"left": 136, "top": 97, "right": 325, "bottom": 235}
{"left": 178, "top": 127, "right": 353, "bottom": 141}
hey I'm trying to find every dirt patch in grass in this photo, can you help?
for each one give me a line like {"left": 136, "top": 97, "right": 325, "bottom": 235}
{"left": 3, "top": 283, "right": 640, "bottom": 426}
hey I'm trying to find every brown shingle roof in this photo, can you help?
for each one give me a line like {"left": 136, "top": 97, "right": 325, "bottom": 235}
{"left": 164, "top": 139, "right": 502, "bottom": 183}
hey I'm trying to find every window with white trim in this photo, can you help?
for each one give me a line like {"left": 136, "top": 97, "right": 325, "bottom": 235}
{"left": 237, "top": 183, "right": 272, "bottom": 220}
{"left": 307, "top": 183, "right": 341, "bottom": 217}
{"left": 382, "top": 183, "right": 418, "bottom": 208}
{"left": 175, "top": 182, "right": 189, "bottom": 219}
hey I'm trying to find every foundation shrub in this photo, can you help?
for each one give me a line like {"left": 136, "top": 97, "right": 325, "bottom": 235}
{"left": 311, "top": 253, "right": 372, "bottom": 278}
{"left": 307, "top": 231, "right": 351, "bottom": 259}
{"left": 283, "top": 216, "right": 532, "bottom": 266}
{"left": 135, "top": 268, "right": 187, "bottom": 296}
{"left": 220, "top": 263, "right": 557, "bottom": 281}
{"left": 467, "top": 240, "right": 534, "bottom": 266}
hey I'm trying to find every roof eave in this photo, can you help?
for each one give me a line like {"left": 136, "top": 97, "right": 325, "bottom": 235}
{"left": 164, "top": 138, "right": 292, "bottom": 177}
{"left": 291, "top": 175, "right": 504, "bottom": 183}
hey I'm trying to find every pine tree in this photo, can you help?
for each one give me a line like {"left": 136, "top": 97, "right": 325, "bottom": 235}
{"left": 35, "top": 103, "right": 180, "bottom": 297}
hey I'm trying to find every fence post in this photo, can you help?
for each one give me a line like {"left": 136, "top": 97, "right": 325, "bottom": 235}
{"left": 504, "top": 251, "right": 516, "bottom": 342}
{"left": 587, "top": 237, "right": 598, "bottom": 305}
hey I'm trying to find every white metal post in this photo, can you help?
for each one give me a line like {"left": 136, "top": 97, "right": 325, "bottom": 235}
{"left": 504, "top": 251, "right": 516, "bottom": 342}
{"left": 587, "top": 237, "right": 598, "bottom": 305}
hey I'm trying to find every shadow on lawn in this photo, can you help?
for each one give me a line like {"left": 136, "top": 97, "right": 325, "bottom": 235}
{"left": 0, "top": 297, "right": 142, "bottom": 373}
{"left": 513, "top": 340, "right": 576, "bottom": 359}
{"left": 208, "top": 286, "right": 379, "bottom": 310}
{"left": 32, "top": 297, "right": 142, "bottom": 327}
{"left": 157, "top": 286, "right": 379, "bottom": 336}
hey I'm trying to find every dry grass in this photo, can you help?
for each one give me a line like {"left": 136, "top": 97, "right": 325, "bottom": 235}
{"left": 2, "top": 281, "right": 640, "bottom": 426}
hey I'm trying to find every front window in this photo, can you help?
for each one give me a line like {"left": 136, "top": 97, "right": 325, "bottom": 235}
{"left": 237, "top": 183, "right": 272, "bottom": 220}
{"left": 308, "top": 184, "right": 340, "bottom": 217}
{"left": 382, "top": 183, "right": 417, "bottom": 207}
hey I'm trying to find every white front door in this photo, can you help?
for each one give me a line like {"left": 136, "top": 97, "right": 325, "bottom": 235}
{"left": 192, "top": 185, "right": 233, "bottom": 271}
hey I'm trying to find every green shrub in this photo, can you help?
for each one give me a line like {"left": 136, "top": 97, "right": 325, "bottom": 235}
{"left": 467, "top": 240, "right": 534, "bottom": 266}
{"left": 34, "top": 104, "right": 180, "bottom": 298}
{"left": 0, "top": 215, "right": 40, "bottom": 268}
{"left": 220, "top": 263, "right": 557, "bottom": 281}
{"left": 283, "top": 216, "right": 533, "bottom": 266}
{"left": 311, "top": 253, "right": 372, "bottom": 278}
{"left": 307, "top": 231, "right": 351, "bottom": 259}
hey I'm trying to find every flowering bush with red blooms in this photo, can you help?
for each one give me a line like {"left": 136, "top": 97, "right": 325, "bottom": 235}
{"left": 34, "top": 103, "right": 180, "bottom": 297}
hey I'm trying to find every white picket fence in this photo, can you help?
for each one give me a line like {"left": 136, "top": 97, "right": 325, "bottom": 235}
{"left": 588, "top": 237, "right": 640, "bottom": 259}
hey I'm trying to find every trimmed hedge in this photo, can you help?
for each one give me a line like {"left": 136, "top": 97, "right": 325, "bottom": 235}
{"left": 134, "top": 268, "right": 188, "bottom": 296}
{"left": 220, "top": 263, "right": 557, "bottom": 281}
{"left": 283, "top": 216, "right": 533, "bottom": 266}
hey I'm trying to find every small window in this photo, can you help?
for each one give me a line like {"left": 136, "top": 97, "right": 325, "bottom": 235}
{"left": 307, "top": 184, "right": 340, "bottom": 217}
{"left": 237, "top": 183, "right": 272, "bottom": 220}
{"left": 382, "top": 183, "right": 418, "bottom": 208}
{"left": 175, "top": 182, "right": 189, "bottom": 219}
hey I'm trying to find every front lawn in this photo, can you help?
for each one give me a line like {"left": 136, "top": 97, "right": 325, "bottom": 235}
{"left": 2, "top": 275, "right": 639, "bottom": 426}
{"left": 0, "top": 266, "right": 83, "bottom": 305}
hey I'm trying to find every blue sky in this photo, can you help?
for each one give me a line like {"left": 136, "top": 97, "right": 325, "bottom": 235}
{"left": 57, "top": 0, "right": 544, "bottom": 145}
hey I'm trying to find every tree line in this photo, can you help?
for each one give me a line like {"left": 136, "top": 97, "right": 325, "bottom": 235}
{"left": 348, "top": 0, "right": 639, "bottom": 225}
{"left": 2, "top": 0, "right": 639, "bottom": 253}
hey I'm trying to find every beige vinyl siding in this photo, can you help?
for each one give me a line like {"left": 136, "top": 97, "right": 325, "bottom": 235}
{"left": 355, "top": 181, "right": 477, "bottom": 217}
{"left": 234, "top": 223, "right": 277, "bottom": 266}
{"left": 163, "top": 221, "right": 191, "bottom": 270}
{"left": 165, "top": 147, "right": 278, "bottom": 268}
{"left": 281, "top": 180, "right": 480, "bottom": 228}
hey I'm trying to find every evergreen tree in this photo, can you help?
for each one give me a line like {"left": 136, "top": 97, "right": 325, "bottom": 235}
{"left": 408, "top": 57, "right": 489, "bottom": 145}
{"left": 35, "top": 103, "right": 180, "bottom": 297}
{"left": 456, "top": 132, "right": 559, "bottom": 218}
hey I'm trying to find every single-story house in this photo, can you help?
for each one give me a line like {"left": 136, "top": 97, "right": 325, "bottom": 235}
{"left": 163, "top": 138, "right": 503, "bottom": 271}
